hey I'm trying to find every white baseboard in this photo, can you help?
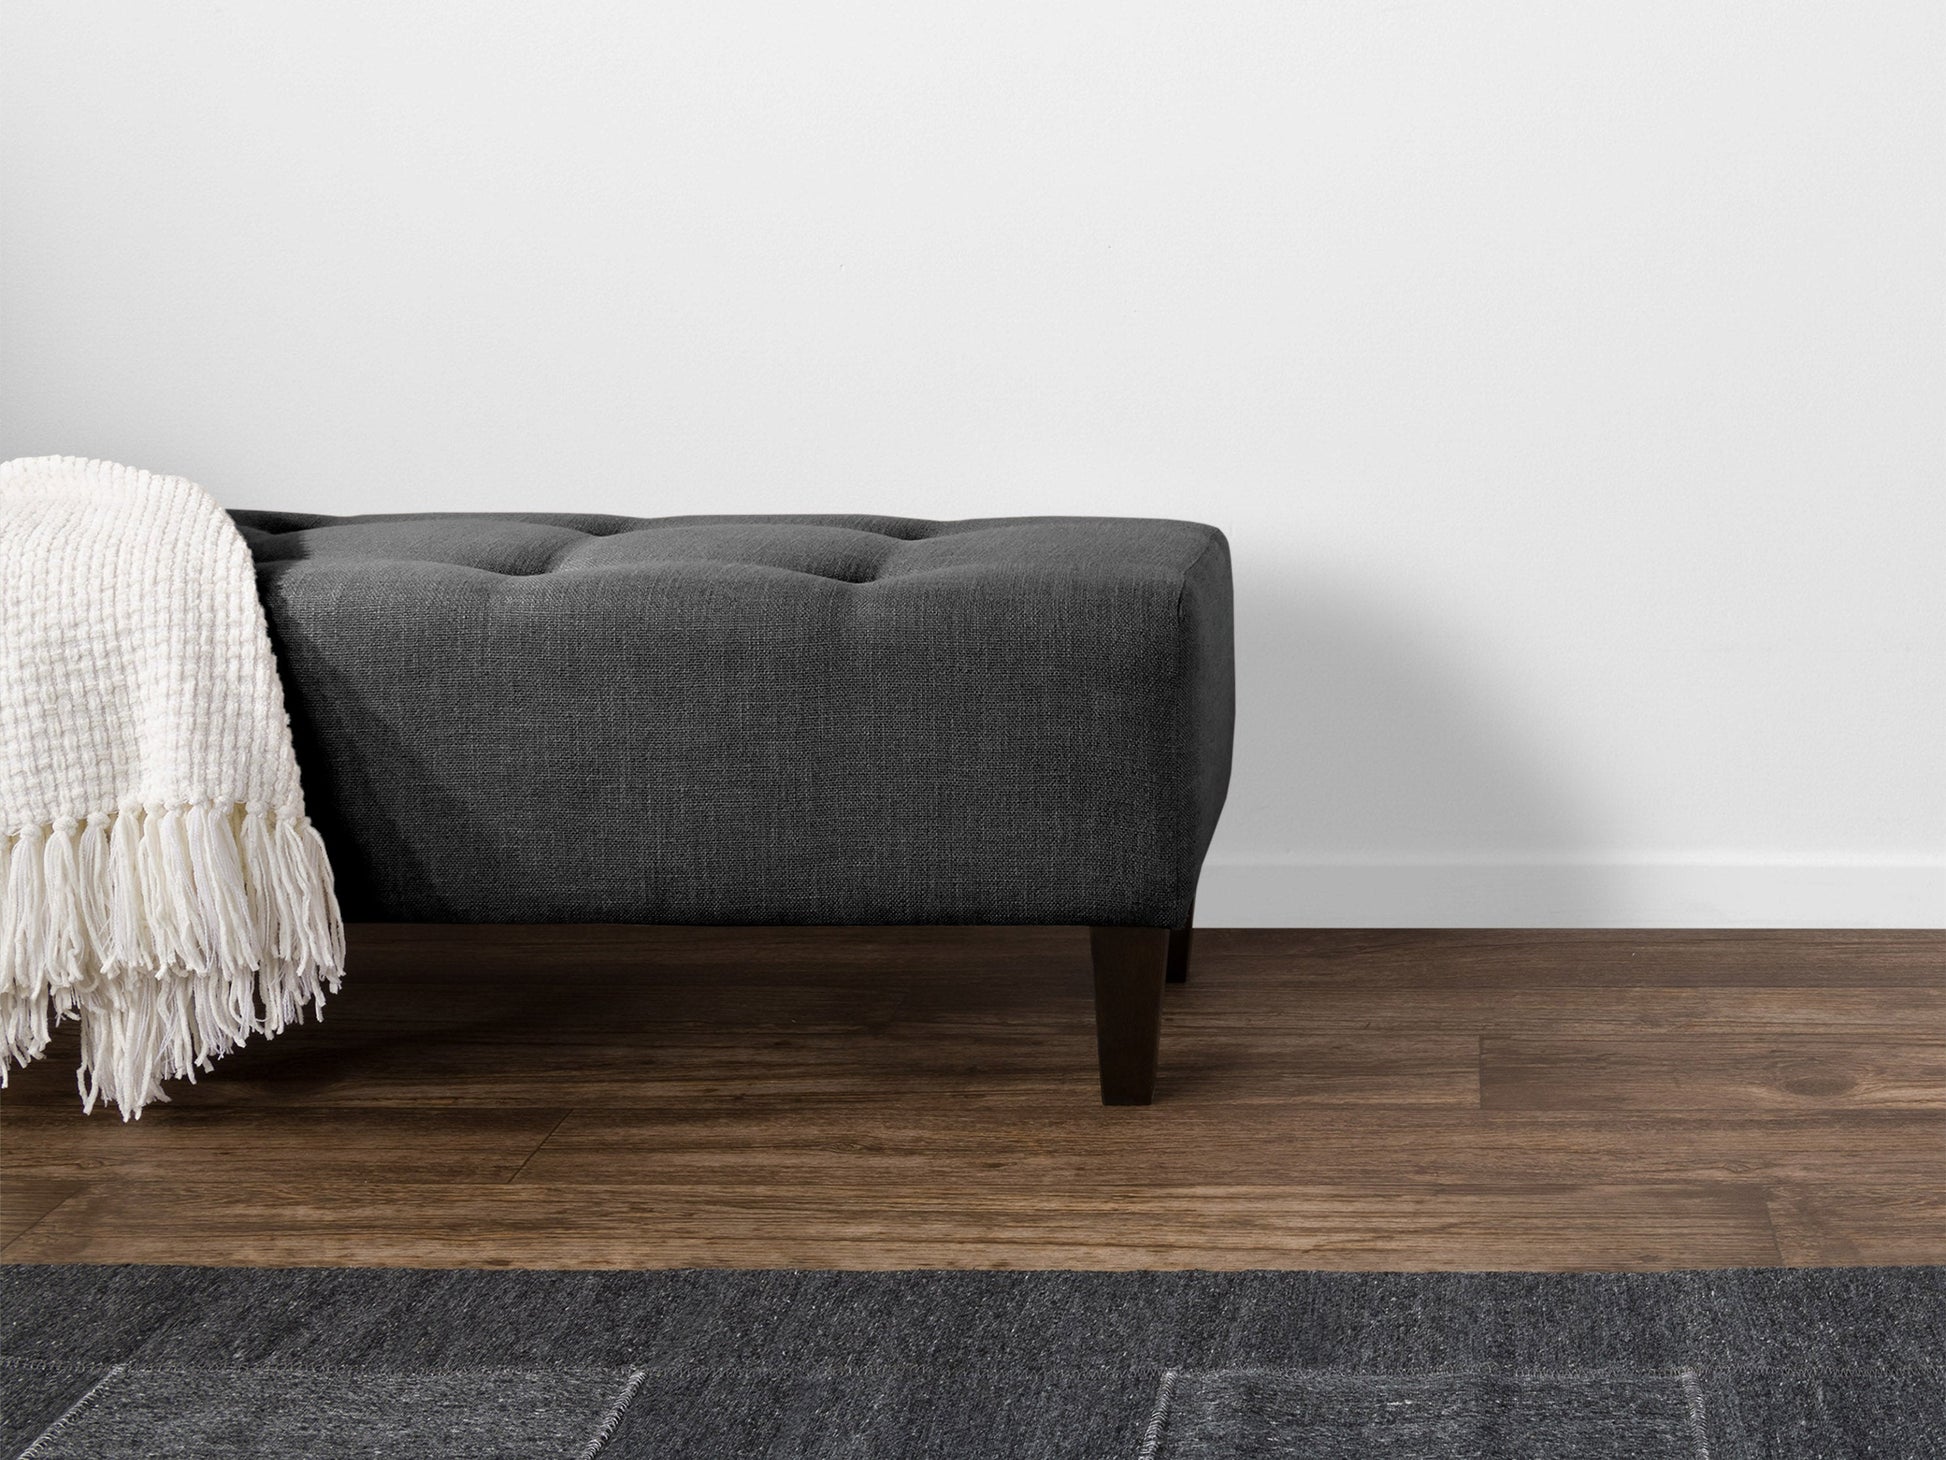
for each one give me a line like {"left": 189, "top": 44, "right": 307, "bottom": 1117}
{"left": 1193, "top": 860, "right": 1946, "bottom": 929}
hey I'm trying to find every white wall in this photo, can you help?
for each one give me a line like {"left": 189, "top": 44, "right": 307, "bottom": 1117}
{"left": 4, "top": 1, "right": 1941, "bottom": 926}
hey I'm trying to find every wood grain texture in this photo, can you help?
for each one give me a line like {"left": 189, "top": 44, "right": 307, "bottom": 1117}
{"left": 1765, "top": 1185, "right": 1946, "bottom": 1267}
{"left": 1, "top": 927, "right": 1940, "bottom": 1270}
{"left": 1482, "top": 1037, "right": 1946, "bottom": 1112}
{"left": 0, "top": 1178, "right": 82, "bottom": 1245}
{"left": 1, "top": 1106, "right": 567, "bottom": 1184}
{"left": 1196, "top": 929, "right": 1946, "bottom": 989}
{"left": 0, "top": 1179, "right": 1781, "bottom": 1272}
{"left": 513, "top": 1105, "right": 1946, "bottom": 1190}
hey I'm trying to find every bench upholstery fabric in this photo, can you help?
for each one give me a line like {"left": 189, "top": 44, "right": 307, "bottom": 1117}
{"left": 232, "top": 512, "right": 1233, "bottom": 928}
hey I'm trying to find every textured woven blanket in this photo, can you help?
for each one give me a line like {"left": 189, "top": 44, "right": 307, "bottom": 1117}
{"left": 0, "top": 457, "right": 343, "bottom": 1117}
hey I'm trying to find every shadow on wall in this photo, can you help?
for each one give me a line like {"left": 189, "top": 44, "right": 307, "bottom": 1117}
{"left": 1208, "top": 563, "right": 1627, "bottom": 926}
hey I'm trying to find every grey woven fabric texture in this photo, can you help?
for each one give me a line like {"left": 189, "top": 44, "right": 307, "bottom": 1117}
{"left": 6, "top": 1360, "right": 640, "bottom": 1460}
{"left": 4, "top": 1265, "right": 1939, "bottom": 1459}
{"left": 1146, "top": 1370, "right": 1702, "bottom": 1458}
{"left": 231, "top": 512, "right": 1234, "bottom": 926}
{"left": 0, "top": 1359, "right": 107, "bottom": 1453}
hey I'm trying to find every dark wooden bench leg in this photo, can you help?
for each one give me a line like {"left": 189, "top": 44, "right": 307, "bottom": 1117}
{"left": 1166, "top": 899, "right": 1196, "bottom": 984}
{"left": 1090, "top": 927, "right": 1169, "bottom": 1105}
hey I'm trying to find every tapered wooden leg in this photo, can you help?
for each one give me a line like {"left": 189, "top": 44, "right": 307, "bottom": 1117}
{"left": 1166, "top": 900, "right": 1196, "bottom": 984}
{"left": 1090, "top": 927, "right": 1169, "bottom": 1105}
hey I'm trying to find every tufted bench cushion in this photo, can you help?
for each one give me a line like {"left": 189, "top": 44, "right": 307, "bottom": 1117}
{"left": 231, "top": 512, "right": 1233, "bottom": 931}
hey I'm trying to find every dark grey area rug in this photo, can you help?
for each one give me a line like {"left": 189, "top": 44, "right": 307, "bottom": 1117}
{"left": 2, "top": 1264, "right": 1940, "bottom": 1459}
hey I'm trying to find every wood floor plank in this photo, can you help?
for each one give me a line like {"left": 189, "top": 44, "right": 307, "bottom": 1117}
{"left": 1765, "top": 1185, "right": 1946, "bottom": 1267}
{"left": 0, "top": 1178, "right": 83, "bottom": 1245}
{"left": 1481, "top": 1036, "right": 1946, "bottom": 1113}
{"left": 0, "top": 1179, "right": 1782, "bottom": 1272}
{"left": 42, "top": 990, "right": 1940, "bottom": 1110}
{"left": 1197, "top": 929, "right": 1946, "bottom": 989}
{"left": 0, "top": 1105, "right": 569, "bottom": 1183}
{"left": 340, "top": 925, "right": 1946, "bottom": 992}
{"left": 1156, "top": 986, "right": 1946, "bottom": 1039}
{"left": 1, "top": 1021, "right": 1480, "bottom": 1111}
{"left": 514, "top": 1105, "right": 1946, "bottom": 1192}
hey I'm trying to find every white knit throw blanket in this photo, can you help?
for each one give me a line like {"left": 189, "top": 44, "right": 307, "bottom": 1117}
{"left": 1, "top": 457, "right": 344, "bottom": 1117}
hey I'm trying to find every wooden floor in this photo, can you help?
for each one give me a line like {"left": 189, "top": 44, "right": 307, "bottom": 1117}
{"left": 2, "top": 927, "right": 1942, "bottom": 1271}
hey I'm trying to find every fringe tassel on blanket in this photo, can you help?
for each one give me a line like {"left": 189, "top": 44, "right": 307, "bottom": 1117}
{"left": 0, "top": 801, "right": 344, "bottom": 1118}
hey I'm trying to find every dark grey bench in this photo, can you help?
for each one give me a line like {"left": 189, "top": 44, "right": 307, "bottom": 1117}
{"left": 233, "top": 511, "right": 1234, "bottom": 1103}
